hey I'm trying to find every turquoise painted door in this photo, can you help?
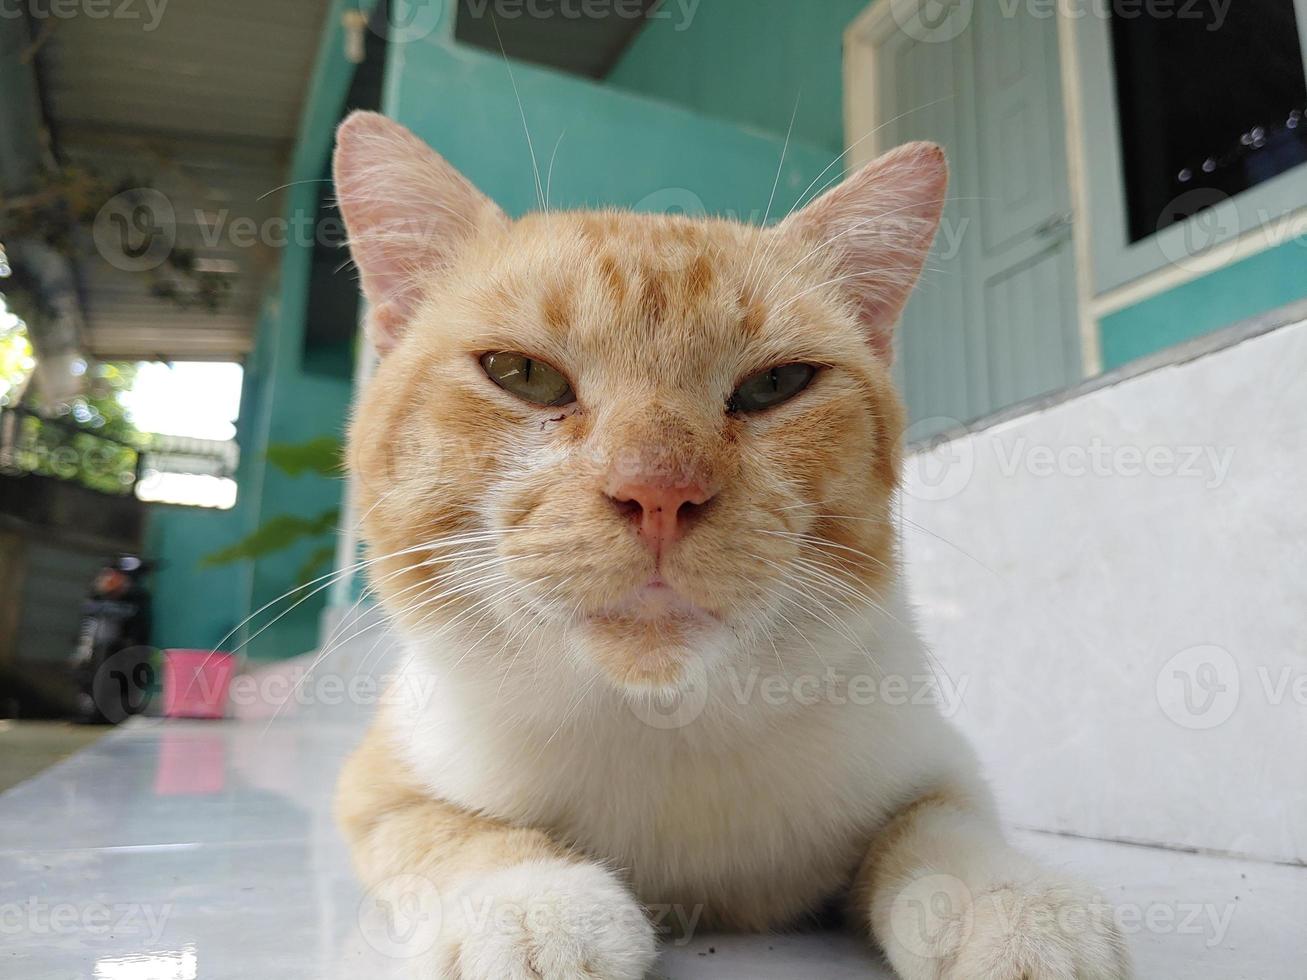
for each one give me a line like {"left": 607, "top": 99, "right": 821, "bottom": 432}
{"left": 870, "top": 3, "right": 1081, "bottom": 432}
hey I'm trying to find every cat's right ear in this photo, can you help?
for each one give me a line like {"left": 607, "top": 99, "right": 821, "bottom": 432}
{"left": 333, "top": 111, "right": 507, "bottom": 354}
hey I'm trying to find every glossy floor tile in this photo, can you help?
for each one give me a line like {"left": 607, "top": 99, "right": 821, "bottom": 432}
{"left": 0, "top": 720, "right": 107, "bottom": 794}
{"left": 1, "top": 709, "right": 1302, "bottom": 978}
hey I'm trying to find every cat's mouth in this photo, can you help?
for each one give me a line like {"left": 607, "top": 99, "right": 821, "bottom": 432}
{"left": 588, "top": 578, "right": 721, "bottom": 626}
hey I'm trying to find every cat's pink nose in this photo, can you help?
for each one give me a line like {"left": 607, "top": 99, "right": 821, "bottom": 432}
{"left": 605, "top": 480, "right": 715, "bottom": 556}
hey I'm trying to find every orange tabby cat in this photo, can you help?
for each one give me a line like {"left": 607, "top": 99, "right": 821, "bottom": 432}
{"left": 332, "top": 110, "right": 1131, "bottom": 980}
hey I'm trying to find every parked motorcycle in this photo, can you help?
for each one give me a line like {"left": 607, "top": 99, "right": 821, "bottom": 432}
{"left": 70, "top": 555, "right": 156, "bottom": 723}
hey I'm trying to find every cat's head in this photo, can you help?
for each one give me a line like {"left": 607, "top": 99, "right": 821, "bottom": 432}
{"left": 335, "top": 111, "right": 944, "bottom": 695}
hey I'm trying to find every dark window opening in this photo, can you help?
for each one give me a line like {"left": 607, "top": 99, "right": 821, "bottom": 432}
{"left": 302, "top": 5, "right": 389, "bottom": 379}
{"left": 1109, "top": 0, "right": 1307, "bottom": 243}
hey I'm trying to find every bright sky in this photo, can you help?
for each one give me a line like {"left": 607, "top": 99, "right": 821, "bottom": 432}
{"left": 122, "top": 361, "right": 243, "bottom": 441}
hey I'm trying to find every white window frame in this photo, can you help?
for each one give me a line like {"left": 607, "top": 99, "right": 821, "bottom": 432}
{"left": 846, "top": 0, "right": 1307, "bottom": 366}
{"left": 1070, "top": 0, "right": 1307, "bottom": 317}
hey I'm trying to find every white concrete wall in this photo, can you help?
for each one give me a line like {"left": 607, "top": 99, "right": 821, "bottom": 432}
{"left": 902, "top": 317, "right": 1307, "bottom": 865}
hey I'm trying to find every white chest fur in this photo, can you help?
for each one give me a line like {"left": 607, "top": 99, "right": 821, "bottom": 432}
{"left": 386, "top": 598, "right": 977, "bottom": 926}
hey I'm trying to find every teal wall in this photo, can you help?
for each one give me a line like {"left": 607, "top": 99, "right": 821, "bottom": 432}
{"left": 145, "top": 0, "right": 366, "bottom": 660}
{"left": 146, "top": 506, "right": 248, "bottom": 651}
{"left": 1099, "top": 239, "right": 1307, "bottom": 370}
{"left": 608, "top": 0, "right": 871, "bottom": 152}
{"left": 384, "top": 3, "right": 834, "bottom": 221}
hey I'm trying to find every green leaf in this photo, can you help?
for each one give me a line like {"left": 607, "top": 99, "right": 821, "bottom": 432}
{"left": 295, "top": 543, "right": 338, "bottom": 586}
{"left": 266, "top": 436, "right": 343, "bottom": 478}
{"left": 201, "top": 508, "right": 339, "bottom": 566}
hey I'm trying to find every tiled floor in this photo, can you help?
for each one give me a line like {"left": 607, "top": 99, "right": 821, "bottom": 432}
{"left": 0, "top": 720, "right": 106, "bottom": 793}
{"left": 1, "top": 703, "right": 1303, "bottom": 978}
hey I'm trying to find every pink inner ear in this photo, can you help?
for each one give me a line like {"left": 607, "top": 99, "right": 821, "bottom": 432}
{"left": 333, "top": 111, "right": 506, "bottom": 354}
{"left": 779, "top": 142, "right": 948, "bottom": 360}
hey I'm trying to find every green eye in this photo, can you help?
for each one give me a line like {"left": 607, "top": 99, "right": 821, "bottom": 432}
{"left": 729, "top": 363, "right": 817, "bottom": 413}
{"left": 480, "top": 352, "right": 575, "bottom": 407}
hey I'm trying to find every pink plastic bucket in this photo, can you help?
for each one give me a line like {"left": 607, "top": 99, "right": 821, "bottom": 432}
{"left": 162, "top": 650, "right": 237, "bottom": 719}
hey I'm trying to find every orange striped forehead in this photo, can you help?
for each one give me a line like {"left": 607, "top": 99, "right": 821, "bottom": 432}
{"left": 429, "top": 209, "right": 881, "bottom": 404}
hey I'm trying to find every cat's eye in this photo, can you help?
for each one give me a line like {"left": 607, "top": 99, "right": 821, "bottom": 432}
{"left": 728, "top": 363, "right": 817, "bottom": 413}
{"left": 480, "top": 352, "right": 575, "bottom": 407}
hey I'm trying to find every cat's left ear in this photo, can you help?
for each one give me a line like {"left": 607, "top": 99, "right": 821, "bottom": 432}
{"left": 776, "top": 142, "right": 947, "bottom": 360}
{"left": 334, "top": 111, "right": 507, "bottom": 354}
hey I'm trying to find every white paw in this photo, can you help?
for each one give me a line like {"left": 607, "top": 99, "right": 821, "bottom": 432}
{"left": 437, "top": 860, "right": 656, "bottom": 980}
{"left": 884, "top": 874, "right": 1132, "bottom": 980}
{"left": 946, "top": 881, "right": 1133, "bottom": 980}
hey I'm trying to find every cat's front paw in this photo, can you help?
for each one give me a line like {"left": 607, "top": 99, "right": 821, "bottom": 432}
{"left": 438, "top": 859, "right": 656, "bottom": 980}
{"left": 886, "top": 874, "right": 1132, "bottom": 980}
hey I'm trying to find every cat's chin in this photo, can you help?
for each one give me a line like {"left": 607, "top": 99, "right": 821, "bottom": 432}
{"left": 573, "top": 599, "right": 724, "bottom": 695}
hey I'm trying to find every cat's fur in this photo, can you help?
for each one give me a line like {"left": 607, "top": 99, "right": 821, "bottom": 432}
{"left": 333, "top": 110, "right": 1132, "bottom": 980}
